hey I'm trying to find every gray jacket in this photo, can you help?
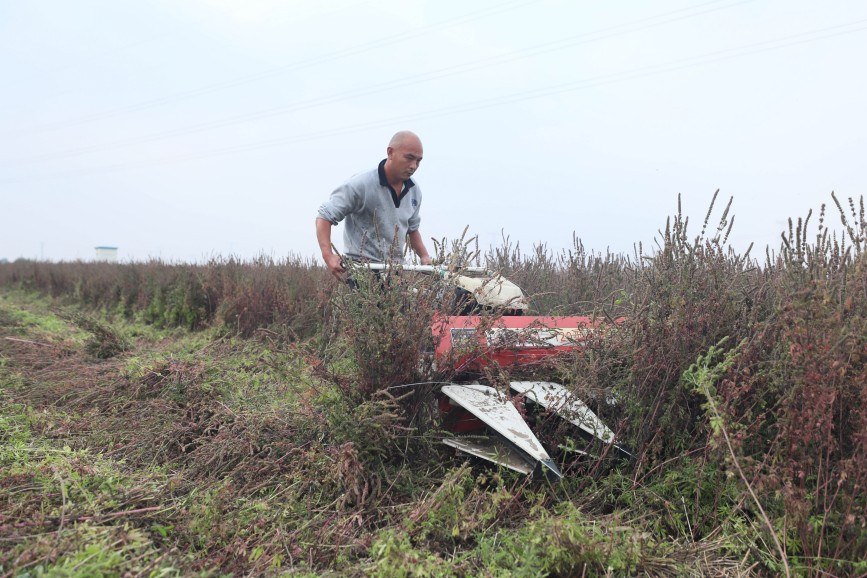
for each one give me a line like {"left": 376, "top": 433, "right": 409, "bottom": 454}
{"left": 317, "top": 160, "right": 422, "bottom": 263}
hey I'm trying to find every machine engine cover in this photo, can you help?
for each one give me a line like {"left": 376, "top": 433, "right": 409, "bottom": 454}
{"left": 433, "top": 314, "right": 609, "bottom": 372}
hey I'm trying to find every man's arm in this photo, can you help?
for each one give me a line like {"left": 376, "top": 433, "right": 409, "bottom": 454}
{"left": 407, "top": 230, "right": 432, "bottom": 265}
{"left": 316, "top": 217, "right": 346, "bottom": 278}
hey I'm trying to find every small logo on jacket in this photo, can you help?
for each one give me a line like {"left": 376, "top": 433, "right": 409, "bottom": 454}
{"left": 411, "top": 198, "right": 418, "bottom": 207}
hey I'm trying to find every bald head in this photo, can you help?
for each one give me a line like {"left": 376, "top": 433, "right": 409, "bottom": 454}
{"left": 384, "top": 130, "right": 423, "bottom": 185}
{"left": 388, "top": 130, "right": 422, "bottom": 150}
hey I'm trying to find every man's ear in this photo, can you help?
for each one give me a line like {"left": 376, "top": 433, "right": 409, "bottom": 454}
{"left": 386, "top": 146, "right": 394, "bottom": 158}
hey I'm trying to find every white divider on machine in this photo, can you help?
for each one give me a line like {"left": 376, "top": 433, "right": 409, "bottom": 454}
{"left": 440, "top": 383, "right": 561, "bottom": 479}
{"left": 509, "top": 381, "right": 615, "bottom": 444}
{"left": 441, "top": 437, "right": 534, "bottom": 476}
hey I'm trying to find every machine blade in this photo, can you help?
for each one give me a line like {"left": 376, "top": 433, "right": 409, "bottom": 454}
{"left": 509, "top": 381, "right": 615, "bottom": 444}
{"left": 442, "top": 436, "right": 534, "bottom": 475}
{"left": 441, "top": 383, "right": 562, "bottom": 480}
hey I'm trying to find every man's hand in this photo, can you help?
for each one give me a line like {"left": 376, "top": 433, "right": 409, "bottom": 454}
{"left": 316, "top": 218, "right": 346, "bottom": 279}
{"left": 323, "top": 254, "right": 345, "bottom": 279}
{"left": 407, "top": 230, "right": 432, "bottom": 266}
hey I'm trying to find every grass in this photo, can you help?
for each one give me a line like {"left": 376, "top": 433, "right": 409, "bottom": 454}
{"left": 1, "top": 192, "right": 865, "bottom": 576}
{"left": 0, "top": 402, "right": 187, "bottom": 576}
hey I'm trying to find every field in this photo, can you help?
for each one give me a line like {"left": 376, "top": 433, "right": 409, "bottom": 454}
{"left": 1, "top": 194, "right": 865, "bottom": 577}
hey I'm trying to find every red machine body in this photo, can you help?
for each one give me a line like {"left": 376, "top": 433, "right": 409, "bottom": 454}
{"left": 360, "top": 264, "right": 627, "bottom": 478}
{"left": 433, "top": 314, "right": 606, "bottom": 373}
{"left": 433, "top": 314, "right": 613, "bottom": 435}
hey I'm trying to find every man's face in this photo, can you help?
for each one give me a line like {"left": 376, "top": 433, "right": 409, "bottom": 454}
{"left": 387, "top": 137, "right": 423, "bottom": 181}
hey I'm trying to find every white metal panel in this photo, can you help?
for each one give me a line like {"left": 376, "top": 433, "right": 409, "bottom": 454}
{"left": 509, "top": 381, "right": 615, "bottom": 444}
{"left": 442, "top": 436, "right": 534, "bottom": 475}
{"left": 440, "top": 383, "right": 556, "bottom": 472}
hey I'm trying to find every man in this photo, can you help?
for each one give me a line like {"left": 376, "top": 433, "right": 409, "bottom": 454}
{"left": 316, "top": 130, "right": 433, "bottom": 279}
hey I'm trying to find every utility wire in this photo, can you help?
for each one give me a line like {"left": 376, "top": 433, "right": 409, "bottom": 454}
{"left": 0, "top": 0, "right": 540, "bottom": 138}
{"left": 4, "top": 0, "right": 751, "bottom": 166}
{"left": 3, "top": 17, "right": 865, "bottom": 184}
{"left": 5, "top": 1, "right": 374, "bottom": 92}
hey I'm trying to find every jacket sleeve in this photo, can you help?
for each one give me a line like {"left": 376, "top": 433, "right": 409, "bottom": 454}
{"left": 407, "top": 188, "right": 422, "bottom": 232}
{"left": 317, "top": 180, "right": 363, "bottom": 225}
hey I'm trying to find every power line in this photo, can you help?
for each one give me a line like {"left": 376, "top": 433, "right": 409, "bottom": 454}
{"left": 2, "top": 0, "right": 750, "bottom": 165}
{"left": 3, "top": 16, "right": 865, "bottom": 184}
{"left": 5, "top": 1, "right": 374, "bottom": 92}
{"left": 0, "top": 0, "right": 540, "bottom": 138}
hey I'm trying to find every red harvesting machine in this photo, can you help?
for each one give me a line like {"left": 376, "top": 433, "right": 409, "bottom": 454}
{"left": 368, "top": 264, "right": 629, "bottom": 481}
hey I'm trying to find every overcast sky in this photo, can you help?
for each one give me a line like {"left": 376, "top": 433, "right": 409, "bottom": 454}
{"left": 1, "top": 0, "right": 865, "bottom": 263}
